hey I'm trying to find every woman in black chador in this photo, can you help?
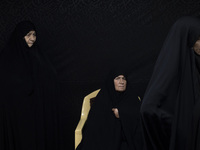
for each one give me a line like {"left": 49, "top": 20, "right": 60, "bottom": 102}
{"left": 140, "top": 16, "right": 200, "bottom": 150}
{"left": 0, "top": 21, "right": 61, "bottom": 150}
{"left": 76, "top": 69, "right": 143, "bottom": 150}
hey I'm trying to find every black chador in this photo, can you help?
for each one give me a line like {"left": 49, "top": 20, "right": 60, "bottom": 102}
{"left": 0, "top": 21, "right": 61, "bottom": 150}
{"left": 140, "top": 16, "right": 200, "bottom": 150}
{"left": 77, "top": 70, "right": 143, "bottom": 150}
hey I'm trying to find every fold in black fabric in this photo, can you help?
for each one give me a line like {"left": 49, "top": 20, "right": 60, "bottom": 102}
{"left": 76, "top": 69, "right": 143, "bottom": 150}
{"left": 0, "top": 21, "right": 62, "bottom": 150}
{"left": 140, "top": 16, "right": 200, "bottom": 150}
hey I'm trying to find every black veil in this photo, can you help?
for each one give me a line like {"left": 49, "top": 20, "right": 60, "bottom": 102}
{"left": 77, "top": 68, "right": 143, "bottom": 150}
{"left": 140, "top": 16, "right": 200, "bottom": 150}
{"left": 0, "top": 21, "right": 62, "bottom": 150}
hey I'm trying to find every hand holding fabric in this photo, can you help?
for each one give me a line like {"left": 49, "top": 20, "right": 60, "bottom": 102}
{"left": 112, "top": 108, "right": 120, "bottom": 118}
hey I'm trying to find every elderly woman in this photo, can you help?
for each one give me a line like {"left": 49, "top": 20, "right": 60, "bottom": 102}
{"left": 0, "top": 21, "right": 60, "bottom": 150}
{"left": 140, "top": 16, "right": 200, "bottom": 150}
{"left": 76, "top": 69, "right": 143, "bottom": 150}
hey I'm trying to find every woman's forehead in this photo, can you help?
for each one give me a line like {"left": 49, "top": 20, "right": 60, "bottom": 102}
{"left": 115, "top": 75, "right": 126, "bottom": 78}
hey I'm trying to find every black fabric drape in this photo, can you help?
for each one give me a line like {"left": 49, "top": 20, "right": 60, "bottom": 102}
{"left": 76, "top": 69, "right": 143, "bottom": 150}
{"left": 140, "top": 16, "right": 200, "bottom": 150}
{"left": 0, "top": 21, "right": 62, "bottom": 150}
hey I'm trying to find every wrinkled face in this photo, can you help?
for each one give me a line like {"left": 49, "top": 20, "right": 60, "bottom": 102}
{"left": 24, "top": 30, "right": 36, "bottom": 47}
{"left": 193, "top": 40, "right": 200, "bottom": 55}
{"left": 114, "top": 75, "right": 127, "bottom": 92}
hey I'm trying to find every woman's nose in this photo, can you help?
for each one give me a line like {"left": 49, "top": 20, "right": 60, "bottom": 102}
{"left": 119, "top": 79, "right": 124, "bottom": 84}
{"left": 30, "top": 35, "right": 35, "bottom": 41}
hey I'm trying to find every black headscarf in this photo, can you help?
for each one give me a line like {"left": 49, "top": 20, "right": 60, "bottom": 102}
{"left": 0, "top": 21, "right": 37, "bottom": 95}
{"left": 105, "top": 69, "right": 128, "bottom": 107}
{"left": 140, "top": 16, "right": 200, "bottom": 150}
{"left": 76, "top": 69, "right": 143, "bottom": 150}
{"left": 0, "top": 21, "right": 61, "bottom": 150}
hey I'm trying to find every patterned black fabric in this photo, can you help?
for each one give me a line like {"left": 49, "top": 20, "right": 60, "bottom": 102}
{"left": 1, "top": 1, "right": 200, "bottom": 149}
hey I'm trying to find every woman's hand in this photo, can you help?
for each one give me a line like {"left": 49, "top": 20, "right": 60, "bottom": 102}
{"left": 112, "top": 108, "right": 120, "bottom": 118}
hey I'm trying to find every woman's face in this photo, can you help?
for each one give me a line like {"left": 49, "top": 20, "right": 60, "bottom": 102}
{"left": 193, "top": 40, "right": 200, "bottom": 55}
{"left": 24, "top": 30, "right": 36, "bottom": 47}
{"left": 114, "top": 75, "right": 127, "bottom": 92}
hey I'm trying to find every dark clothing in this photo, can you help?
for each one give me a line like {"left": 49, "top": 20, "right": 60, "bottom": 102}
{"left": 0, "top": 21, "right": 61, "bottom": 150}
{"left": 140, "top": 16, "right": 200, "bottom": 150}
{"left": 77, "top": 70, "right": 143, "bottom": 150}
